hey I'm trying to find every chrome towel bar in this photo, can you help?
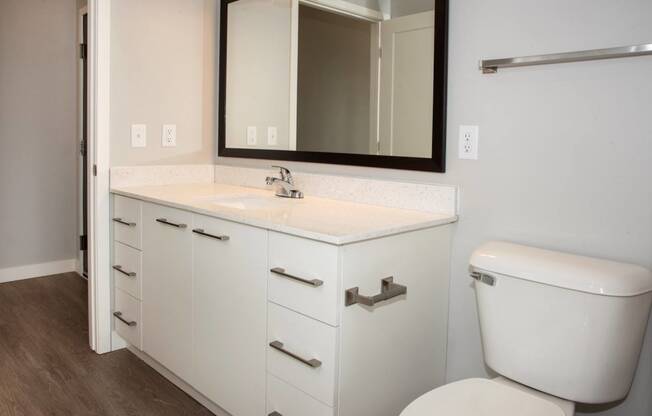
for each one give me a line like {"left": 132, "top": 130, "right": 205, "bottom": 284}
{"left": 480, "top": 43, "right": 652, "bottom": 73}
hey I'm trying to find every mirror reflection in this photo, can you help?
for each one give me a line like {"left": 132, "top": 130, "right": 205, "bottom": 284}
{"left": 225, "top": 0, "right": 436, "bottom": 158}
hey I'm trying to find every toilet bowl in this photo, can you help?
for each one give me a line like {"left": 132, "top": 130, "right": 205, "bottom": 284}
{"left": 400, "top": 377, "right": 574, "bottom": 416}
{"left": 400, "top": 241, "right": 652, "bottom": 416}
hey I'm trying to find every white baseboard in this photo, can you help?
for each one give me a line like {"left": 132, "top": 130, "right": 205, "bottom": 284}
{"left": 0, "top": 259, "right": 77, "bottom": 284}
{"left": 127, "top": 346, "right": 230, "bottom": 416}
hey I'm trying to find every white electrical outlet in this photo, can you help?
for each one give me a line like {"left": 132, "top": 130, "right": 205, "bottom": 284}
{"left": 267, "top": 126, "right": 278, "bottom": 146}
{"left": 162, "top": 124, "right": 177, "bottom": 147}
{"left": 247, "top": 126, "right": 257, "bottom": 145}
{"left": 459, "top": 125, "right": 479, "bottom": 160}
{"left": 131, "top": 124, "right": 147, "bottom": 148}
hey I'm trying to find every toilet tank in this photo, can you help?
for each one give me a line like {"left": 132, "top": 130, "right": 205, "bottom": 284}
{"left": 470, "top": 241, "right": 652, "bottom": 404}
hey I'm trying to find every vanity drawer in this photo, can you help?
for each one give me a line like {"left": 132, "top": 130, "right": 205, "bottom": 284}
{"left": 268, "top": 232, "right": 340, "bottom": 326}
{"left": 114, "top": 288, "right": 141, "bottom": 349}
{"left": 267, "top": 302, "right": 338, "bottom": 406}
{"left": 113, "top": 242, "right": 141, "bottom": 300}
{"left": 267, "top": 374, "right": 334, "bottom": 416}
{"left": 113, "top": 195, "right": 142, "bottom": 249}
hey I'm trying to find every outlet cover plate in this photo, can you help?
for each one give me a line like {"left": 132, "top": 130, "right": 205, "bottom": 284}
{"left": 131, "top": 124, "right": 147, "bottom": 148}
{"left": 459, "top": 125, "right": 479, "bottom": 160}
{"left": 267, "top": 126, "right": 278, "bottom": 146}
{"left": 162, "top": 124, "right": 177, "bottom": 147}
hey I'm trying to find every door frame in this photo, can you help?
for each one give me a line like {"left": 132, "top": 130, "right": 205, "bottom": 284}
{"left": 87, "top": 0, "right": 113, "bottom": 354}
{"left": 78, "top": 6, "right": 88, "bottom": 278}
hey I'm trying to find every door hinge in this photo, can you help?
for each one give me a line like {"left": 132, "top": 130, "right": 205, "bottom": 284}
{"left": 80, "top": 235, "right": 88, "bottom": 251}
{"left": 93, "top": 164, "right": 98, "bottom": 176}
{"left": 80, "top": 139, "right": 86, "bottom": 156}
{"left": 80, "top": 43, "right": 88, "bottom": 60}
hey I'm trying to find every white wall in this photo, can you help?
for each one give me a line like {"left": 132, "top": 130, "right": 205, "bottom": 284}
{"left": 0, "top": 0, "right": 78, "bottom": 269}
{"left": 390, "top": 0, "right": 433, "bottom": 18}
{"left": 225, "top": 0, "right": 293, "bottom": 150}
{"left": 217, "top": 1, "right": 652, "bottom": 415}
{"left": 110, "top": 0, "right": 217, "bottom": 166}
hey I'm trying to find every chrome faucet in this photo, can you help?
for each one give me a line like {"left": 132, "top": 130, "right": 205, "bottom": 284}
{"left": 266, "top": 166, "right": 304, "bottom": 199}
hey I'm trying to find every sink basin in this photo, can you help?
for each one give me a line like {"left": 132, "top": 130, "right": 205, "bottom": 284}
{"left": 199, "top": 194, "right": 284, "bottom": 210}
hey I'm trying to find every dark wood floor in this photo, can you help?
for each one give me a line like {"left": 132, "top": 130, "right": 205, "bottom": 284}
{"left": 0, "top": 273, "right": 214, "bottom": 416}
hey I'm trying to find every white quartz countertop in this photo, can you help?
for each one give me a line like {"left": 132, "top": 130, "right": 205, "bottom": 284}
{"left": 111, "top": 183, "right": 457, "bottom": 245}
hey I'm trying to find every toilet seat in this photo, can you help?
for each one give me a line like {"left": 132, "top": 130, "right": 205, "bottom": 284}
{"left": 400, "top": 378, "right": 569, "bottom": 416}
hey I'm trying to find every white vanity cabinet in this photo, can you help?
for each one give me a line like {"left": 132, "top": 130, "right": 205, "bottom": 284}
{"left": 111, "top": 194, "right": 452, "bottom": 416}
{"left": 264, "top": 227, "right": 451, "bottom": 416}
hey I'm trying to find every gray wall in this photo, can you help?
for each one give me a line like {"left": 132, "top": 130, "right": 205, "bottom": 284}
{"left": 110, "top": 0, "right": 217, "bottom": 166}
{"left": 0, "top": 0, "right": 78, "bottom": 269}
{"left": 217, "top": 1, "right": 652, "bottom": 415}
{"left": 297, "top": 6, "right": 372, "bottom": 154}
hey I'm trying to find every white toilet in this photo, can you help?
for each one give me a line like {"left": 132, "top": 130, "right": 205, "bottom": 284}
{"left": 402, "top": 241, "right": 652, "bottom": 416}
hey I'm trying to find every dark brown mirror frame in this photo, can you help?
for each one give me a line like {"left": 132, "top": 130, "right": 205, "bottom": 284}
{"left": 218, "top": 0, "right": 448, "bottom": 172}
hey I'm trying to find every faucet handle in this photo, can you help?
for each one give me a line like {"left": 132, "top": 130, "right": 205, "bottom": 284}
{"left": 271, "top": 165, "right": 293, "bottom": 183}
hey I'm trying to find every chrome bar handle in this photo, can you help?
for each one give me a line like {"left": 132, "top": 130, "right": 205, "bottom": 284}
{"left": 112, "top": 265, "right": 136, "bottom": 277}
{"left": 113, "top": 311, "right": 137, "bottom": 327}
{"left": 270, "top": 267, "right": 323, "bottom": 287}
{"left": 156, "top": 218, "right": 187, "bottom": 229}
{"left": 112, "top": 217, "right": 136, "bottom": 227}
{"left": 192, "top": 228, "right": 230, "bottom": 241}
{"left": 269, "top": 340, "right": 322, "bottom": 368}
{"left": 268, "top": 412, "right": 282, "bottom": 416}
{"left": 345, "top": 277, "right": 406, "bottom": 307}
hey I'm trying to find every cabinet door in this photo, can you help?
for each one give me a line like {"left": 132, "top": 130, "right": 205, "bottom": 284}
{"left": 338, "top": 227, "right": 451, "bottom": 416}
{"left": 142, "top": 203, "right": 194, "bottom": 381}
{"left": 192, "top": 214, "right": 268, "bottom": 416}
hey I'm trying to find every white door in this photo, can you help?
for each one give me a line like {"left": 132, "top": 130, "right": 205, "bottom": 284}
{"left": 192, "top": 214, "right": 268, "bottom": 416}
{"left": 141, "top": 203, "right": 194, "bottom": 381}
{"left": 378, "top": 11, "right": 435, "bottom": 158}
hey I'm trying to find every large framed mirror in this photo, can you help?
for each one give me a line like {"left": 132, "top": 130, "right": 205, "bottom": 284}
{"left": 218, "top": 0, "right": 448, "bottom": 172}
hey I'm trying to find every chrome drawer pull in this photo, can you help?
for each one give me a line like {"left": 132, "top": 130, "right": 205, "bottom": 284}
{"left": 113, "top": 311, "right": 137, "bottom": 327}
{"left": 112, "top": 217, "right": 136, "bottom": 227}
{"left": 345, "top": 277, "right": 407, "bottom": 307}
{"left": 156, "top": 218, "right": 187, "bottom": 229}
{"left": 192, "top": 228, "right": 230, "bottom": 241}
{"left": 269, "top": 340, "right": 322, "bottom": 368}
{"left": 270, "top": 267, "right": 323, "bottom": 287}
{"left": 268, "top": 412, "right": 282, "bottom": 416}
{"left": 112, "top": 265, "right": 136, "bottom": 277}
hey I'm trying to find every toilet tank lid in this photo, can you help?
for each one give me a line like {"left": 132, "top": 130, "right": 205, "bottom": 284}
{"left": 470, "top": 241, "right": 652, "bottom": 297}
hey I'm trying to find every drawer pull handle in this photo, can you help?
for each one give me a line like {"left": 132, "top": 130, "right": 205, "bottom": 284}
{"left": 269, "top": 340, "right": 322, "bottom": 368}
{"left": 270, "top": 267, "right": 323, "bottom": 287}
{"left": 113, "top": 311, "right": 137, "bottom": 327}
{"left": 112, "top": 265, "right": 136, "bottom": 277}
{"left": 269, "top": 412, "right": 282, "bottom": 416}
{"left": 192, "top": 228, "right": 230, "bottom": 241}
{"left": 345, "top": 277, "right": 407, "bottom": 307}
{"left": 156, "top": 218, "right": 187, "bottom": 229}
{"left": 113, "top": 217, "right": 136, "bottom": 227}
